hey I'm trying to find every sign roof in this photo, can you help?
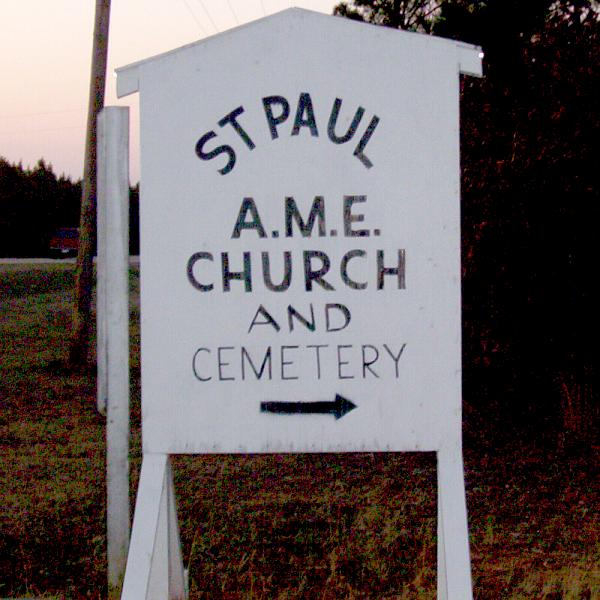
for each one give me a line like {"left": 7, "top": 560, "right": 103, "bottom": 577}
{"left": 117, "top": 8, "right": 482, "bottom": 98}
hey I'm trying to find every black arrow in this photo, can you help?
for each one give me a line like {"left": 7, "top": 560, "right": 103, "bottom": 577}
{"left": 260, "top": 394, "right": 357, "bottom": 420}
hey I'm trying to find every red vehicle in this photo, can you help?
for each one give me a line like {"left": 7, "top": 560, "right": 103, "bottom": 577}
{"left": 49, "top": 227, "right": 79, "bottom": 257}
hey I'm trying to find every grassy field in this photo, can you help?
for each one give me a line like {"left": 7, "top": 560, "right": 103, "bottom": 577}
{"left": 0, "top": 263, "right": 598, "bottom": 598}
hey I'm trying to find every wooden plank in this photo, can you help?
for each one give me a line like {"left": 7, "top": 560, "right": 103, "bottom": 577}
{"left": 99, "top": 106, "right": 131, "bottom": 596}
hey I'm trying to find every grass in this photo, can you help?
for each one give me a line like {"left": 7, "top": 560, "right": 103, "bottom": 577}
{"left": 0, "top": 263, "right": 598, "bottom": 598}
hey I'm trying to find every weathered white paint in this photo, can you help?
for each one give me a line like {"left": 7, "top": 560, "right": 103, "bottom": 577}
{"left": 116, "top": 8, "right": 480, "bottom": 456}
{"left": 97, "top": 106, "right": 131, "bottom": 594}
{"left": 115, "top": 9, "right": 481, "bottom": 598}
{"left": 437, "top": 444, "right": 473, "bottom": 599}
{"left": 121, "top": 454, "right": 187, "bottom": 600}
{"left": 97, "top": 148, "right": 107, "bottom": 416}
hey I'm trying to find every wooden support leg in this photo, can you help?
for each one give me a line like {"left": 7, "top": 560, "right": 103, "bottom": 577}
{"left": 437, "top": 447, "right": 473, "bottom": 600}
{"left": 122, "top": 454, "right": 188, "bottom": 600}
{"left": 99, "top": 106, "right": 131, "bottom": 597}
{"left": 437, "top": 475, "right": 447, "bottom": 600}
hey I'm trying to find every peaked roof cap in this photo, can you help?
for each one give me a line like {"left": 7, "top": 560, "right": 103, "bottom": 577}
{"left": 116, "top": 8, "right": 482, "bottom": 98}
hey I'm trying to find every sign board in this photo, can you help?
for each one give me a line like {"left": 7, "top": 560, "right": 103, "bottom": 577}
{"left": 117, "top": 8, "right": 482, "bottom": 455}
{"left": 116, "top": 11, "right": 482, "bottom": 598}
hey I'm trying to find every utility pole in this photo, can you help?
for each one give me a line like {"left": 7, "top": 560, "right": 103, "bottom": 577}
{"left": 69, "top": 0, "right": 112, "bottom": 367}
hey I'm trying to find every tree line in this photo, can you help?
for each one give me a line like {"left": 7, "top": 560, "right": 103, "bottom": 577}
{"left": 0, "top": 158, "right": 139, "bottom": 257}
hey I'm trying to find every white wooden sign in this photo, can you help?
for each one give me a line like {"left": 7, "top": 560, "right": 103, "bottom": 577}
{"left": 117, "top": 9, "right": 481, "bottom": 455}
{"left": 116, "top": 10, "right": 482, "bottom": 598}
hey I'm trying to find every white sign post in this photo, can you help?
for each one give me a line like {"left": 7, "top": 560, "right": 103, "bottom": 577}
{"left": 96, "top": 106, "right": 131, "bottom": 595}
{"left": 115, "top": 9, "right": 482, "bottom": 599}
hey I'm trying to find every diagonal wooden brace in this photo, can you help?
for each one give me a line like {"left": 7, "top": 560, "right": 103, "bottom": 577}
{"left": 121, "top": 454, "right": 188, "bottom": 600}
{"left": 437, "top": 445, "right": 473, "bottom": 600}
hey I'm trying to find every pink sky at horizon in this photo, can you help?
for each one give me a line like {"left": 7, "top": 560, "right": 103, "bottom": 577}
{"left": 0, "top": 0, "right": 338, "bottom": 183}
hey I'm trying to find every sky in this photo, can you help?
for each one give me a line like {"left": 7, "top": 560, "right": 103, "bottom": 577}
{"left": 0, "top": 0, "right": 339, "bottom": 182}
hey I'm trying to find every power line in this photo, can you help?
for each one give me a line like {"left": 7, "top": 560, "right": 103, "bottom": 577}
{"left": 226, "top": 0, "right": 240, "bottom": 24}
{"left": 0, "top": 125, "right": 82, "bottom": 136}
{"left": 0, "top": 109, "right": 83, "bottom": 119}
{"left": 179, "top": 0, "right": 210, "bottom": 36}
{"left": 194, "top": 0, "right": 220, "bottom": 33}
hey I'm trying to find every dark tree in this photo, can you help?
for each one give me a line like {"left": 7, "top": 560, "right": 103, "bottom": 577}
{"left": 129, "top": 184, "right": 140, "bottom": 256}
{"left": 0, "top": 158, "right": 80, "bottom": 257}
{"left": 334, "top": 0, "right": 444, "bottom": 31}
{"left": 0, "top": 157, "right": 138, "bottom": 259}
